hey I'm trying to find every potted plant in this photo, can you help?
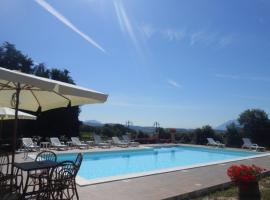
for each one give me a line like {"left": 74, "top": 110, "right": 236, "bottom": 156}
{"left": 227, "top": 164, "right": 265, "bottom": 200}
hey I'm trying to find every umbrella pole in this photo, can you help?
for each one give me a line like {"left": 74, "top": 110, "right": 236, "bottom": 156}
{"left": 11, "top": 83, "right": 20, "bottom": 193}
{"left": 0, "top": 117, "right": 3, "bottom": 140}
{"left": 11, "top": 84, "right": 20, "bottom": 165}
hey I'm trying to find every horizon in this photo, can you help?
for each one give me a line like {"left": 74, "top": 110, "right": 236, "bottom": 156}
{"left": 83, "top": 118, "right": 236, "bottom": 130}
{"left": 1, "top": 0, "right": 270, "bottom": 128}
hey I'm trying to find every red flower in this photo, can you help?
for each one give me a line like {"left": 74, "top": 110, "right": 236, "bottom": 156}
{"left": 227, "top": 164, "right": 265, "bottom": 186}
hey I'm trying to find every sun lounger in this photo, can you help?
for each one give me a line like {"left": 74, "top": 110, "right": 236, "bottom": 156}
{"left": 122, "top": 135, "right": 139, "bottom": 147}
{"left": 22, "top": 137, "right": 40, "bottom": 159}
{"left": 207, "top": 138, "right": 225, "bottom": 147}
{"left": 50, "top": 137, "right": 68, "bottom": 150}
{"left": 71, "top": 137, "right": 88, "bottom": 149}
{"left": 112, "top": 137, "right": 129, "bottom": 148}
{"left": 22, "top": 138, "right": 40, "bottom": 151}
{"left": 93, "top": 134, "right": 111, "bottom": 148}
{"left": 242, "top": 138, "right": 265, "bottom": 151}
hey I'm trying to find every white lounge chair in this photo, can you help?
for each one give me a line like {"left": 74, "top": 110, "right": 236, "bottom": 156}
{"left": 50, "top": 137, "right": 68, "bottom": 150}
{"left": 242, "top": 138, "right": 265, "bottom": 151}
{"left": 93, "top": 134, "right": 111, "bottom": 148}
{"left": 71, "top": 137, "right": 88, "bottom": 149}
{"left": 112, "top": 137, "right": 129, "bottom": 148}
{"left": 122, "top": 135, "right": 139, "bottom": 147}
{"left": 22, "top": 137, "right": 40, "bottom": 159}
{"left": 22, "top": 138, "right": 40, "bottom": 151}
{"left": 207, "top": 138, "right": 225, "bottom": 148}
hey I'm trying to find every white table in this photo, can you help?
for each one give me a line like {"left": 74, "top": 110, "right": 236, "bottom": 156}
{"left": 40, "top": 142, "right": 50, "bottom": 149}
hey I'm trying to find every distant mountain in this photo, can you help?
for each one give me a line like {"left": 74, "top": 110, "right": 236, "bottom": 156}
{"left": 84, "top": 120, "right": 103, "bottom": 127}
{"left": 215, "top": 119, "right": 240, "bottom": 131}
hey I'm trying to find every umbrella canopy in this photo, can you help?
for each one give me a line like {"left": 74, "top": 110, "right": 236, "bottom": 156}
{"left": 0, "top": 67, "right": 108, "bottom": 111}
{"left": 0, "top": 66, "right": 108, "bottom": 166}
{"left": 0, "top": 107, "right": 36, "bottom": 140}
{"left": 0, "top": 107, "right": 36, "bottom": 120}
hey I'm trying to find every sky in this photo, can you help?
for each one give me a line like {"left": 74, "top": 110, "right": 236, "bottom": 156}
{"left": 1, "top": 0, "right": 270, "bottom": 128}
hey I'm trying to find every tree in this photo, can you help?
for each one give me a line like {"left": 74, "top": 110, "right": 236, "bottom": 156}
{"left": 33, "top": 63, "right": 50, "bottom": 78}
{"left": 0, "top": 42, "right": 33, "bottom": 73}
{"left": 0, "top": 42, "right": 80, "bottom": 139}
{"left": 238, "top": 109, "right": 270, "bottom": 146}
{"left": 192, "top": 125, "right": 216, "bottom": 145}
{"left": 176, "top": 132, "right": 192, "bottom": 143}
{"left": 158, "top": 128, "right": 170, "bottom": 139}
{"left": 225, "top": 123, "right": 242, "bottom": 147}
{"left": 50, "top": 68, "right": 74, "bottom": 84}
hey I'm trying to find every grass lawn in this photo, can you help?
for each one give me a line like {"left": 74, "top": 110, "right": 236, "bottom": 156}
{"left": 192, "top": 176, "right": 270, "bottom": 200}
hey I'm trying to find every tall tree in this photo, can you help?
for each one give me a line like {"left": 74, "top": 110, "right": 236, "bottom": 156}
{"left": 33, "top": 63, "right": 50, "bottom": 78}
{"left": 192, "top": 125, "right": 216, "bottom": 145}
{"left": 238, "top": 109, "right": 270, "bottom": 146}
{"left": 0, "top": 42, "right": 33, "bottom": 73}
{"left": 225, "top": 123, "right": 242, "bottom": 147}
{"left": 50, "top": 68, "right": 74, "bottom": 84}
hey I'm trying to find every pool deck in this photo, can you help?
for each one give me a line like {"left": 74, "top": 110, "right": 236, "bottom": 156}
{"left": 17, "top": 145, "right": 270, "bottom": 200}
{"left": 75, "top": 155, "right": 270, "bottom": 200}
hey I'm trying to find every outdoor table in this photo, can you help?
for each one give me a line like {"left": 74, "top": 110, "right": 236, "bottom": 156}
{"left": 40, "top": 142, "right": 50, "bottom": 149}
{"left": 14, "top": 160, "right": 58, "bottom": 199}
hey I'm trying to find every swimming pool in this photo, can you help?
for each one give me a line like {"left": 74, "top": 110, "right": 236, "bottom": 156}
{"left": 57, "top": 145, "right": 265, "bottom": 185}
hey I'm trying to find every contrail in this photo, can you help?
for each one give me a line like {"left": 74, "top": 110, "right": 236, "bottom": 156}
{"left": 114, "top": 1, "right": 140, "bottom": 52}
{"left": 35, "top": 0, "right": 106, "bottom": 53}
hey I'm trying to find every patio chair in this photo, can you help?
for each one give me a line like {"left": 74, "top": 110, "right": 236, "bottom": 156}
{"left": 112, "top": 137, "right": 129, "bottom": 148}
{"left": 71, "top": 137, "right": 88, "bottom": 149}
{"left": 73, "top": 153, "right": 83, "bottom": 199}
{"left": 242, "top": 138, "right": 265, "bottom": 151}
{"left": 22, "top": 138, "right": 40, "bottom": 159}
{"left": 93, "top": 134, "right": 111, "bottom": 148}
{"left": 0, "top": 151, "right": 22, "bottom": 196}
{"left": 206, "top": 138, "right": 225, "bottom": 148}
{"left": 28, "top": 151, "right": 57, "bottom": 195}
{"left": 39, "top": 161, "right": 79, "bottom": 200}
{"left": 50, "top": 137, "right": 68, "bottom": 150}
{"left": 122, "top": 135, "right": 139, "bottom": 147}
{"left": 0, "top": 172, "right": 21, "bottom": 200}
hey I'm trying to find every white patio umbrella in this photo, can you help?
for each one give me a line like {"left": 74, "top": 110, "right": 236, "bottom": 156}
{"left": 0, "top": 107, "right": 36, "bottom": 139}
{"left": 0, "top": 67, "right": 108, "bottom": 165}
{"left": 0, "top": 107, "right": 36, "bottom": 120}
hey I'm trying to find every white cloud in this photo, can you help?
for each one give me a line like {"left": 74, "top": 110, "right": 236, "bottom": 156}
{"left": 162, "top": 29, "right": 186, "bottom": 41}
{"left": 114, "top": 1, "right": 140, "bottom": 51}
{"left": 168, "top": 79, "right": 182, "bottom": 88}
{"left": 140, "top": 24, "right": 233, "bottom": 48}
{"left": 190, "top": 31, "right": 205, "bottom": 46}
{"left": 140, "top": 25, "right": 185, "bottom": 42}
{"left": 140, "top": 24, "right": 155, "bottom": 38}
{"left": 190, "top": 31, "right": 217, "bottom": 46}
{"left": 35, "top": 0, "right": 105, "bottom": 53}
{"left": 189, "top": 30, "right": 234, "bottom": 48}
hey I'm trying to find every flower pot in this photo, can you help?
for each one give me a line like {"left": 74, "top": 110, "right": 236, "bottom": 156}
{"left": 238, "top": 181, "right": 261, "bottom": 200}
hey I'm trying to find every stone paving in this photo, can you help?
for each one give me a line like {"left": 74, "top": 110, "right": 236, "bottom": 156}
{"left": 76, "top": 155, "right": 270, "bottom": 200}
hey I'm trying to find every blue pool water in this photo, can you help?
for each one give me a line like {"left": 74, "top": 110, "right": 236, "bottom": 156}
{"left": 57, "top": 146, "right": 260, "bottom": 180}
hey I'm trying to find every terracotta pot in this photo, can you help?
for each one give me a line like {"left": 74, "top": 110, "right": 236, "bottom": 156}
{"left": 238, "top": 181, "right": 261, "bottom": 200}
